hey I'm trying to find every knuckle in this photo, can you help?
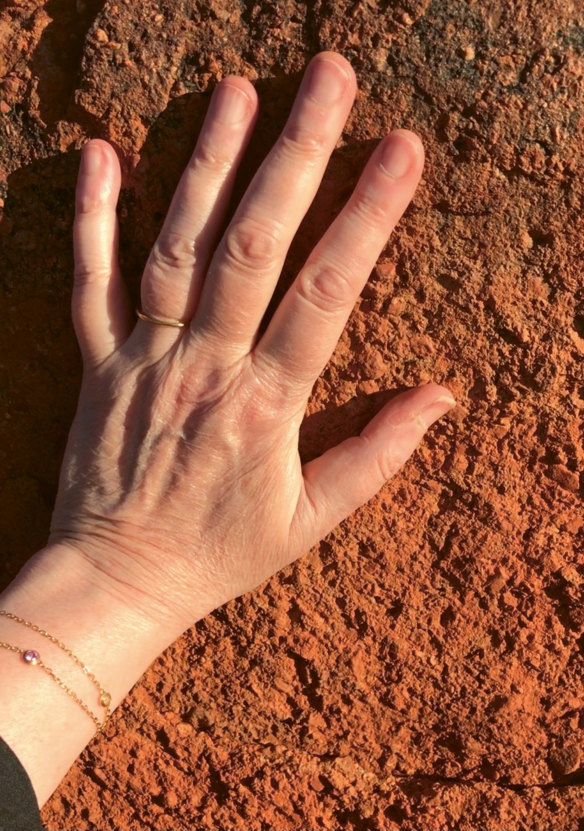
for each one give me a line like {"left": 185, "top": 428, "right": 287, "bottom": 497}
{"left": 150, "top": 230, "right": 197, "bottom": 271}
{"left": 223, "top": 217, "right": 282, "bottom": 272}
{"left": 76, "top": 193, "right": 106, "bottom": 216}
{"left": 189, "top": 139, "right": 233, "bottom": 175}
{"left": 371, "top": 430, "right": 413, "bottom": 481}
{"left": 74, "top": 264, "right": 111, "bottom": 285}
{"left": 375, "top": 450, "right": 401, "bottom": 482}
{"left": 351, "top": 187, "right": 389, "bottom": 226}
{"left": 278, "top": 124, "right": 327, "bottom": 163}
{"left": 297, "top": 263, "right": 355, "bottom": 314}
{"left": 251, "top": 352, "right": 306, "bottom": 407}
{"left": 162, "top": 359, "right": 228, "bottom": 416}
{"left": 242, "top": 367, "right": 305, "bottom": 429}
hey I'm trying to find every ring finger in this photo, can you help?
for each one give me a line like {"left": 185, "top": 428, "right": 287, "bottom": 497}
{"left": 135, "top": 76, "right": 258, "bottom": 346}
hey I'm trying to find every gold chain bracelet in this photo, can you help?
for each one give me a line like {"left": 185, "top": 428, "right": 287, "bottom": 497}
{"left": 0, "top": 609, "right": 111, "bottom": 734}
{"left": 0, "top": 641, "right": 108, "bottom": 733}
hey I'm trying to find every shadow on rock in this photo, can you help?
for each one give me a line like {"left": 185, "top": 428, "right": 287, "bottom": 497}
{"left": 32, "top": 0, "right": 107, "bottom": 127}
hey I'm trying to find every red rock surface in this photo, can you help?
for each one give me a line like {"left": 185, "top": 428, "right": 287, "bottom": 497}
{"left": 1, "top": 0, "right": 583, "bottom": 829}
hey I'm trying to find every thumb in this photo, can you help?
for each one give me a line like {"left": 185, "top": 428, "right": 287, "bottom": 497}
{"left": 295, "top": 383, "right": 456, "bottom": 548}
{"left": 72, "top": 139, "right": 133, "bottom": 369}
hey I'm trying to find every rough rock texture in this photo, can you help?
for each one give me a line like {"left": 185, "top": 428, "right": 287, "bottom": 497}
{"left": 1, "top": 0, "right": 583, "bottom": 829}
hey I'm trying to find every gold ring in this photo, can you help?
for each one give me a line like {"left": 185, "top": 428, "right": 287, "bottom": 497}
{"left": 136, "top": 308, "right": 186, "bottom": 328}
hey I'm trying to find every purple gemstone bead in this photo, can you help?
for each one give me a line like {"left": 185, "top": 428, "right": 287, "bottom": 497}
{"left": 23, "top": 649, "right": 40, "bottom": 665}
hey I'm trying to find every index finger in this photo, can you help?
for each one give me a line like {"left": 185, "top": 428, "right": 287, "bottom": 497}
{"left": 253, "top": 129, "right": 424, "bottom": 396}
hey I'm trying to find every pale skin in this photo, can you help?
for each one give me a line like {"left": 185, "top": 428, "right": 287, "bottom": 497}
{"left": 0, "top": 52, "right": 455, "bottom": 810}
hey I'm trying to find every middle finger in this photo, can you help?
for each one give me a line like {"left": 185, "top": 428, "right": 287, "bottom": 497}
{"left": 188, "top": 52, "right": 357, "bottom": 354}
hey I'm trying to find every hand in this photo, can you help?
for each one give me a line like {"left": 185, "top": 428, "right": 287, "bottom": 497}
{"left": 48, "top": 51, "right": 455, "bottom": 632}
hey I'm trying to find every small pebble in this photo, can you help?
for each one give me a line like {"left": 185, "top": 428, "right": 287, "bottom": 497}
{"left": 165, "top": 790, "right": 179, "bottom": 808}
{"left": 549, "top": 744, "right": 581, "bottom": 775}
{"left": 309, "top": 772, "right": 325, "bottom": 792}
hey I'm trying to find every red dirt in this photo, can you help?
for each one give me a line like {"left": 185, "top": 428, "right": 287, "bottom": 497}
{"left": 1, "top": 1, "right": 583, "bottom": 829}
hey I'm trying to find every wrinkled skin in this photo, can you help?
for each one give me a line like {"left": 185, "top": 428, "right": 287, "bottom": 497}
{"left": 48, "top": 52, "right": 455, "bottom": 631}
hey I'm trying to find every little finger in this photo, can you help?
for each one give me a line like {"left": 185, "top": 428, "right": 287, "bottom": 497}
{"left": 73, "top": 140, "right": 132, "bottom": 369}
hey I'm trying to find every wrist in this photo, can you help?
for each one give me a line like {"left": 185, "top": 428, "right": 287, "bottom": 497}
{"left": 0, "top": 541, "right": 191, "bottom": 806}
{"left": 46, "top": 527, "right": 218, "bottom": 634}
{"left": 3, "top": 540, "right": 190, "bottom": 651}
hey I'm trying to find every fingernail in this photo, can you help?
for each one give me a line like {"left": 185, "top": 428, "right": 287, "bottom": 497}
{"left": 306, "top": 57, "right": 349, "bottom": 106}
{"left": 209, "top": 83, "right": 251, "bottom": 125}
{"left": 380, "top": 133, "right": 417, "bottom": 179}
{"left": 419, "top": 394, "right": 456, "bottom": 429}
{"left": 81, "top": 141, "right": 103, "bottom": 175}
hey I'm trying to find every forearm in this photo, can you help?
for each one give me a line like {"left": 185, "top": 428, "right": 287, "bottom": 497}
{"left": 0, "top": 542, "right": 186, "bottom": 808}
